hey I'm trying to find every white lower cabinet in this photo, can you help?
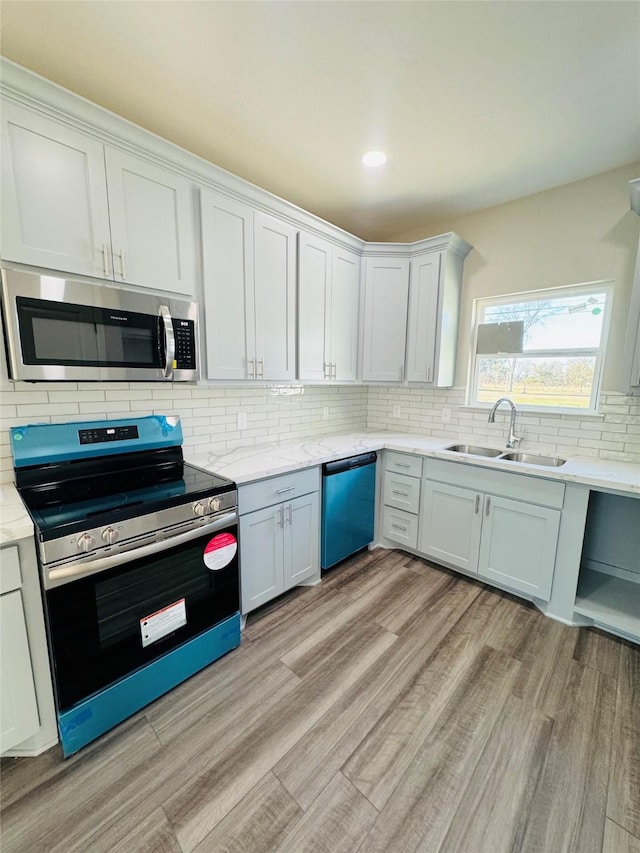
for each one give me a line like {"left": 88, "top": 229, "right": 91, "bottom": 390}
{"left": 381, "top": 452, "right": 423, "bottom": 550}
{"left": 0, "top": 546, "right": 39, "bottom": 753}
{"left": 419, "top": 460, "right": 563, "bottom": 601}
{"left": 239, "top": 469, "right": 320, "bottom": 614}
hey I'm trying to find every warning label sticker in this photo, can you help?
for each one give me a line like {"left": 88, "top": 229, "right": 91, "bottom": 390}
{"left": 203, "top": 532, "right": 237, "bottom": 571}
{"left": 140, "top": 598, "right": 186, "bottom": 648}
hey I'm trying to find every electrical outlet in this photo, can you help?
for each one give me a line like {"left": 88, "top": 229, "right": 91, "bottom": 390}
{"left": 322, "top": 406, "right": 330, "bottom": 420}
{"left": 441, "top": 407, "right": 452, "bottom": 423}
{"left": 393, "top": 405, "right": 401, "bottom": 418}
{"left": 237, "top": 411, "right": 248, "bottom": 430}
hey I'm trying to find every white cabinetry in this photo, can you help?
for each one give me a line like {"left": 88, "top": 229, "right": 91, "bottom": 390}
{"left": 405, "top": 239, "right": 469, "bottom": 387}
{"left": 298, "top": 232, "right": 360, "bottom": 381}
{"left": 381, "top": 451, "right": 424, "bottom": 550}
{"left": 0, "top": 546, "right": 39, "bottom": 753}
{"left": 201, "top": 189, "right": 296, "bottom": 381}
{"left": 1, "top": 101, "right": 196, "bottom": 294}
{"left": 419, "top": 459, "right": 563, "bottom": 601}
{"left": 361, "top": 256, "right": 410, "bottom": 382}
{"left": 239, "top": 468, "right": 320, "bottom": 613}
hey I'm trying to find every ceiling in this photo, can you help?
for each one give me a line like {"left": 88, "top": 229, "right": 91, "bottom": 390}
{"left": 1, "top": 1, "right": 639, "bottom": 241}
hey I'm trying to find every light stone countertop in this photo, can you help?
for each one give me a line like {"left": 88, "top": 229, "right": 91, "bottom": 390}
{"left": 1, "top": 431, "right": 637, "bottom": 547}
{"left": 187, "top": 431, "right": 640, "bottom": 496}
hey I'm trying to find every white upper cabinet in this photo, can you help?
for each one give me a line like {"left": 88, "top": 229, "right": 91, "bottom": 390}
{"left": 298, "top": 232, "right": 359, "bottom": 382}
{"left": 1, "top": 101, "right": 112, "bottom": 280}
{"left": 103, "top": 148, "right": 196, "bottom": 294}
{"left": 201, "top": 189, "right": 296, "bottom": 381}
{"left": 361, "top": 256, "right": 410, "bottom": 382}
{"left": 253, "top": 211, "right": 297, "bottom": 381}
{"left": 1, "top": 101, "right": 196, "bottom": 295}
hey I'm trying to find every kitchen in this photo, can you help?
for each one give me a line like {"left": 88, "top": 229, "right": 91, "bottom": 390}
{"left": 1, "top": 2, "right": 639, "bottom": 852}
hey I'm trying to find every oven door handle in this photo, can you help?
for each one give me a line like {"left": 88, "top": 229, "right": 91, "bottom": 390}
{"left": 160, "top": 305, "right": 175, "bottom": 379}
{"left": 45, "top": 511, "right": 238, "bottom": 588}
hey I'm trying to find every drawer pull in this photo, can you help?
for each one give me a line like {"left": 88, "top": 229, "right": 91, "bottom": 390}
{"left": 485, "top": 496, "right": 491, "bottom": 516}
{"left": 392, "top": 490, "right": 409, "bottom": 497}
{"left": 276, "top": 486, "right": 296, "bottom": 494}
{"left": 391, "top": 523, "right": 407, "bottom": 531}
{"left": 394, "top": 462, "right": 410, "bottom": 469}
{"left": 475, "top": 494, "right": 480, "bottom": 514}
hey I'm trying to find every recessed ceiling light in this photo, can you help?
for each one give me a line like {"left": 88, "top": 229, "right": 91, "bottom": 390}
{"left": 361, "top": 151, "right": 387, "bottom": 167}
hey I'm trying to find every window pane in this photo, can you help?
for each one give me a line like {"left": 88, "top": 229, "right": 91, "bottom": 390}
{"left": 476, "top": 355, "right": 597, "bottom": 409}
{"left": 482, "top": 292, "right": 607, "bottom": 351}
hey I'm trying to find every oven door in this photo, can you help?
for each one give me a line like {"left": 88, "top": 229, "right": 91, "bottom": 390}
{"left": 45, "top": 518, "right": 239, "bottom": 711}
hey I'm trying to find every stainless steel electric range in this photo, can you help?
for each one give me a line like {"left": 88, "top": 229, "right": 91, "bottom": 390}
{"left": 11, "top": 415, "right": 240, "bottom": 757}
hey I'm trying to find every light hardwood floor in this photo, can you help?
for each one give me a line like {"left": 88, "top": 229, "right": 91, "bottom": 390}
{"left": 1, "top": 549, "right": 639, "bottom": 853}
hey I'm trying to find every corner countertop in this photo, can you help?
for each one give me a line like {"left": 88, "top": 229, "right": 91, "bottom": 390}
{"left": 0, "top": 483, "right": 34, "bottom": 545}
{"left": 187, "top": 431, "right": 640, "bottom": 496}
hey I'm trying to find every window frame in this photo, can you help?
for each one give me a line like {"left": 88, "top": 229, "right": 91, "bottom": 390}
{"left": 466, "top": 280, "right": 614, "bottom": 415}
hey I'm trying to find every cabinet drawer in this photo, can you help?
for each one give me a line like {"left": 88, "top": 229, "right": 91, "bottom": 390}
{"left": 385, "top": 451, "right": 423, "bottom": 478}
{"left": 384, "top": 472, "right": 421, "bottom": 515}
{"left": 239, "top": 466, "right": 320, "bottom": 515}
{"left": 424, "top": 459, "right": 565, "bottom": 509}
{"left": 382, "top": 507, "right": 419, "bottom": 550}
{"left": 0, "top": 547, "right": 22, "bottom": 595}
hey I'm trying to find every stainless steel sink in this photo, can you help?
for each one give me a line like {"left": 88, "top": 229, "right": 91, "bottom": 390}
{"left": 498, "top": 452, "right": 566, "bottom": 467}
{"left": 445, "top": 444, "right": 503, "bottom": 458}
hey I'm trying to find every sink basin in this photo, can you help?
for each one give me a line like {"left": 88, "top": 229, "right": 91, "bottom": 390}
{"left": 498, "top": 452, "right": 566, "bottom": 467}
{"left": 445, "top": 444, "right": 503, "bottom": 458}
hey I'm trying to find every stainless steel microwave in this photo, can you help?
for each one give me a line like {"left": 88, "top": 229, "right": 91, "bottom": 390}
{"left": 1, "top": 269, "right": 199, "bottom": 382}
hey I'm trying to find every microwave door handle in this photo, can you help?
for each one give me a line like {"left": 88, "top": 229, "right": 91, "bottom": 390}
{"left": 159, "top": 306, "right": 175, "bottom": 379}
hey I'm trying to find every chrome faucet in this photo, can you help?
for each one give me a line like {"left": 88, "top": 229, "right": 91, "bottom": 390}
{"left": 488, "top": 397, "right": 522, "bottom": 448}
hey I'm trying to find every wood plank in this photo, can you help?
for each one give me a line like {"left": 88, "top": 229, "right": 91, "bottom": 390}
{"left": 103, "top": 807, "right": 182, "bottom": 853}
{"left": 355, "top": 644, "right": 521, "bottom": 852}
{"left": 517, "top": 661, "right": 616, "bottom": 853}
{"left": 573, "top": 626, "right": 623, "bottom": 677}
{"left": 274, "top": 772, "right": 377, "bottom": 853}
{"left": 163, "top": 620, "right": 397, "bottom": 852}
{"left": 273, "top": 577, "right": 482, "bottom": 809}
{"left": 607, "top": 641, "right": 640, "bottom": 838}
{"left": 192, "top": 772, "right": 302, "bottom": 853}
{"left": 437, "top": 695, "right": 553, "bottom": 853}
{"left": 603, "top": 819, "right": 640, "bottom": 853}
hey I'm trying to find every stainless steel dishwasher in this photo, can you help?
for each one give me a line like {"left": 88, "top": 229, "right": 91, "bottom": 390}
{"left": 321, "top": 452, "right": 377, "bottom": 570}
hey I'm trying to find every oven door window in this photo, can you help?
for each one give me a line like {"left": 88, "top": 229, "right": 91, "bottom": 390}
{"left": 46, "top": 525, "right": 239, "bottom": 711}
{"left": 16, "top": 296, "right": 163, "bottom": 368}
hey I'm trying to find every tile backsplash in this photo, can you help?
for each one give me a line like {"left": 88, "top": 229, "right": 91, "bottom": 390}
{"left": 0, "top": 383, "right": 368, "bottom": 483}
{"left": 0, "top": 381, "right": 637, "bottom": 484}
{"left": 367, "top": 387, "right": 640, "bottom": 464}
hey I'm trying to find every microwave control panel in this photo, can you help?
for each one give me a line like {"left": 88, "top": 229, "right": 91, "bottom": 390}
{"left": 173, "top": 319, "right": 196, "bottom": 370}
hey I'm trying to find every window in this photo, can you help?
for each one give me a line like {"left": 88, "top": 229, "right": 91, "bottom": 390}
{"left": 468, "top": 282, "right": 612, "bottom": 413}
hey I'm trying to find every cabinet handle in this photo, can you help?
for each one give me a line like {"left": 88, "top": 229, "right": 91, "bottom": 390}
{"left": 278, "top": 506, "right": 284, "bottom": 527}
{"left": 102, "top": 244, "right": 110, "bottom": 276}
{"left": 474, "top": 494, "right": 480, "bottom": 514}
{"left": 392, "top": 490, "right": 409, "bottom": 497}
{"left": 323, "top": 362, "right": 329, "bottom": 379}
{"left": 332, "top": 363, "right": 337, "bottom": 379}
{"left": 286, "top": 504, "right": 292, "bottom": 525}
{"left": 257, "top": 357, "right": 264, "bottom": 378}
{"left": 247, "top": 359, "right": 255, "bottom": 379}
{"left": 276, "top": 485, "right": 295, "bottom": 494}
{"left": 426, "top": 366, "right": 432, "bottom": 382}
{"left": 395, "top": 462, "right": 410, "bottom": 469}
{"left": 399, "top": 364, "right": 404, "bottom": 382}
{"left": 391, "top": 523, "right": 407, "bottom": 531}
{"left": 485, "top": 496, "right": 491, "bottom": 517}
{"left": 118, "top": 248, "right": 127, "bottom": 279}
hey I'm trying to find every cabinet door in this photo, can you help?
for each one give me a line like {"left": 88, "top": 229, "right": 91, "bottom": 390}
{"left": 329, "top": 247, "right": 360, "bottom": 381}
{"left": 104, "top": 148, "right": 195, "bottom": 295}
{"left": 201, "top": 190, "right": 255, "bottom": 380}
{"left": 406, "top": 251, "right": 441, "bottom": 382}
{"left": 239, "top": 504, "right": 284, "bottom": 613}
{"left": 298, "top": 232, "right": 331, "bottom": 381}
{"left": 362, "top": 257, "right": 410, "bottom": 381}
{"left": 0, "top": 591, "right": 40, "bottom": 753}
{"left": 253, "top": 212, "right": 297, "bottom": 380}
{"left": 419, "top": 480, "right": 482, "bottom": 573}
{"left": 478, "top": 495, "right": 560, "bottom": 601}
{"left": 284, "top": 492, "right": 320, "bottom": 588}
{"left": 1, "top": 101, "right": 112, "bottom": 279}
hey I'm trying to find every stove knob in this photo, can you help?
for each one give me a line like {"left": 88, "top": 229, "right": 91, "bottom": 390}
{"left": 193, "top": 502, "right": 206, "bottom": 517}
{"left": 209, "top": 497, "right": 222, "bottom": 513}
{"left": 77, "top": 532, "right": 95, "bottom": 553}
{"left": 101, "top": 527, "right": 119, "bottom": 546}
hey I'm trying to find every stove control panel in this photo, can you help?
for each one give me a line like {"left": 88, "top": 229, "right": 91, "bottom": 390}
{"left": 101, "top": 527, "right": 119, "bottom": 545}
{"left": 77, "top": 532, "right": 95, "bottom": 553}
{"left": 79, "top": 425, "right": 139, "bottom": 445}
{"left": 192, "top": 491, "right": 237, "bottom": 518}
